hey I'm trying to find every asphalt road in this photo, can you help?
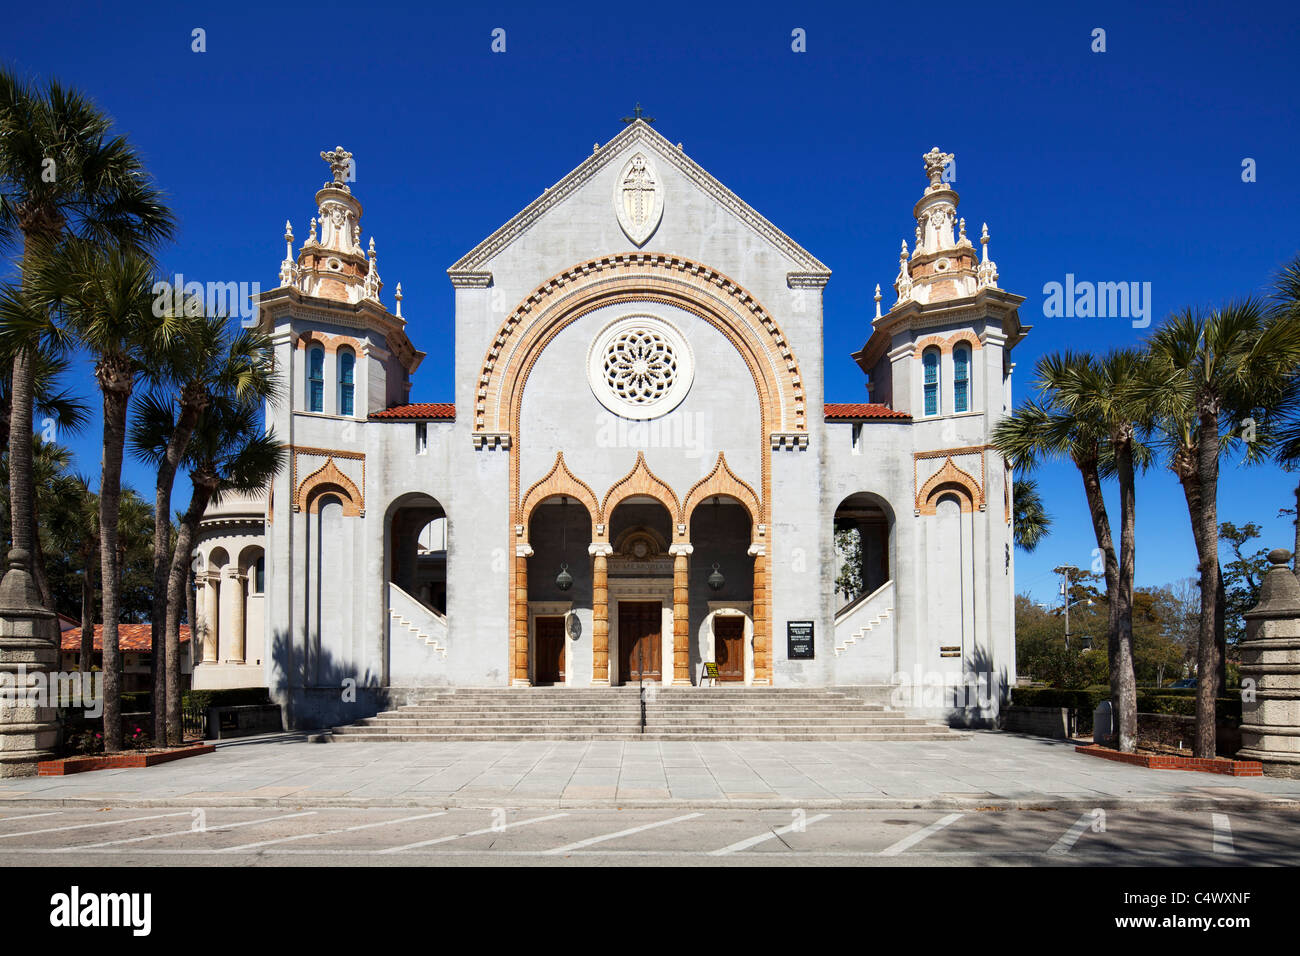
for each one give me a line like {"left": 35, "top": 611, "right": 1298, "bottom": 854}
{"left": 0, "top": 804, "right": 1294, "bottom": 866}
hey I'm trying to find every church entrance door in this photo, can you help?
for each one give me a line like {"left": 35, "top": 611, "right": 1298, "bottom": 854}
{"left": 618, "top": 601, "right": 662, "bottom": 684}
{"left": 714, "top": 616, "right": 745, "bottom": 681}
{"left": 535, "top": 616, "right": 566, "bottom": 685}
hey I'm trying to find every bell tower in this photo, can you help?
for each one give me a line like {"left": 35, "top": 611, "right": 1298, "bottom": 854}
{"left": 256, "top": 146, "right": 424, "bottom": 421}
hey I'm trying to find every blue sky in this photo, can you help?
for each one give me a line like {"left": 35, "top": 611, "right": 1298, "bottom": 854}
{"left": 3, "top": 0, "right": 1298, "bottom": 601}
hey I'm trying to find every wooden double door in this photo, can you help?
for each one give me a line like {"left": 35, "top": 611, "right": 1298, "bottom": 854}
{"left": 713, "top": 616, "right": 745, "bottom": 681}
{"left": 617, "top": 601, "right": 662, "bottom": 684}
{"left": 534, "top": 615, "right": 566, "bottom": 685}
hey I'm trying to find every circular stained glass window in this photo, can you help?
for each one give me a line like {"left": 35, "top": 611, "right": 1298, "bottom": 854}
{"left": 587, "top": 315, "right": 694, "bottom": 419}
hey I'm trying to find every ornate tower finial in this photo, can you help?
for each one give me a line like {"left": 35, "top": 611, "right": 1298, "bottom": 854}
{"left": 922, "top": 146, "right": 954, "bottom": 189}
{"left": 874, "top": 283, "right": 882, "bottom": 319}
{"left": 320, "top": 146, "right": 354, "bottom": 185}
{"left": 394, "top": 282, "right": 403, "bottom": 318}
{"left": 308, "top": 217, "right": 317, "bottom": 244}
{"left": 977, "top": 223, "right": 999, "bottom": 289}
{"left": 284, "top": 220, "right": 294, "bottom": 258}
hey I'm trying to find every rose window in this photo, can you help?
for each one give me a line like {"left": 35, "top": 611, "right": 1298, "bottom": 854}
{"left": 587, "top": 315, "right": 694, "bottom": 420}
{"left": 603, "top": 329, "right": 678, "bottom": 405}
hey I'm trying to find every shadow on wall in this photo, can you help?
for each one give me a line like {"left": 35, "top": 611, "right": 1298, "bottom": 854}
{"left": 269, "top": 629, "right": 381, "bottom": 731}
{"left": 947, "top": 644, "right": 1008, "bottom": 730}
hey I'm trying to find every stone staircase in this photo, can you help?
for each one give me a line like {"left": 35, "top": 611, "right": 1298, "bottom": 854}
{"left": 328, "top": 687, "right": 964, "bottom": 742}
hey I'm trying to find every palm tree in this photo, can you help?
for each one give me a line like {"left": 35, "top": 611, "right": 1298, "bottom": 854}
{"left": 134, "top": 399, "right": 284, "bottom": 744}
{"left": 1271, "top": 256, "right": 1300, "bottom": 577}
{"left": 1142, "top": 300, "right": 1300, "bottom": 758}
{"left": 1011, "top": 476, "right": 1051, "bottom": 552}
{"left": 137, "top": 312, "right": 277, "bottom": 743}
{"left": 0, "top": 67, "right": 173, "bottom": 608}
{"left": 45, "top": 472, "right": 100, "bottom": 671}
{"left": 993, "top": 350, "right": 1149, "bottom": 751}
{"left": 20, "top": 240, "right": 180, "bottom": 752}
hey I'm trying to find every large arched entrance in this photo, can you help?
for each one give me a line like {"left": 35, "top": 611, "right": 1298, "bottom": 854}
{"left": 526, "top": 496, "right": 593, "bottom": 685}
{"left": 606, "top": 497, "right": 675, "bottom": 685}
{"left": 690, "top": 495, "right": 755, "bottom": 683}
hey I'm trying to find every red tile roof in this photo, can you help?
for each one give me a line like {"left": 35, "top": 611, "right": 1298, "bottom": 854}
{"left": 61, "top": 625, "right": 191, "bottom": 653}
{"left": 824, "top": 402, "right": 911, "bottom": 421}
{"left": 370, "top": 402, "right": 455, "bottom": 421}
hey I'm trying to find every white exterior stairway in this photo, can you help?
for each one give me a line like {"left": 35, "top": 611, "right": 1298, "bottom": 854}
{"left": 388, "top": 582, "right": 448, "bottom": 658}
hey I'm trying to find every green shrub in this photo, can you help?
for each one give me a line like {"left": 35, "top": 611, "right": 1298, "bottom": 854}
{"left": 181, "top": 688, "right": 271, "bottom": 710}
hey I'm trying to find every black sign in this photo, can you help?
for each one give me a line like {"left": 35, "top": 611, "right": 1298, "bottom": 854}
{"left": 787, "top": 621, "right": 815, "bottom": 660}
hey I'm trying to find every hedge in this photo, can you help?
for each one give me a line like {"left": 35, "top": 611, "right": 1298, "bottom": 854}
{"left": 1010, "top": 686, "right": 1241, "bottom": 722}
{"left": 182, "top": 688, "right": 272, "bottom": 710}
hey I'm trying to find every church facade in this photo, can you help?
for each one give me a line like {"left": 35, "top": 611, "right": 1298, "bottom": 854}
{"left": 189, "top": 121, "right": 1028, "bottom": 726}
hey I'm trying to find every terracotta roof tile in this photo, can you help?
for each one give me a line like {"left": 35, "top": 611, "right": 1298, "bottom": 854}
{"left": 369, "top": 402, "right": 455, "bottom": 421}
{"left": 824, "top": 402, "right": 911, "bottom": 421}
{"left": 61, "top": 625, "right": 191, "bottom": 653}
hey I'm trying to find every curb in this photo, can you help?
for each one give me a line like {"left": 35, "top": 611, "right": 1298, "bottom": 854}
{"left": 1, "top": 794, "right": 1297, "bottom": 812}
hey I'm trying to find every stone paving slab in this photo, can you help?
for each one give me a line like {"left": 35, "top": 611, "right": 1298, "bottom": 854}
{"left": 2, "top": 731, "right": 1300, "bottom": 810}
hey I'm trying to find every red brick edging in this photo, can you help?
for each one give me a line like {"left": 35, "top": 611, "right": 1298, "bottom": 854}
{"left": 1075, "top": 744, "right": 1263, "bottom": 776}
{"left": 37, "top": 744, "right": 215, "bottom": 776}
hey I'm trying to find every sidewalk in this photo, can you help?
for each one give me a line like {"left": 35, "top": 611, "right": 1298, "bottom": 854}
{"left": 2, "top": 732, "right": 1298, "bottom": 810}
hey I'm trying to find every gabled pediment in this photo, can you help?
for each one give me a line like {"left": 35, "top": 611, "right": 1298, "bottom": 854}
{"left": 447, "top": 119, "right": 830, "bottom": 279}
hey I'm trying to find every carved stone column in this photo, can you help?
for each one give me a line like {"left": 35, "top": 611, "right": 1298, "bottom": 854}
{"left": 226, "top": 568, "right": 246, "bottom": 663}
{"left": 589, "top": 543, "right": 613, "bottom": 685}
{"left": 513, "top": 545, "right": 532, "bottom": 686}
{"left": 202, "top": 573, "right": 219, "bottom": 664}
{"left": 0, "top": 550, "right": 60, "bottom": 777}
{"left": 749, "top": 543, "right": 769, "bottom": 684}
{"left": 1239, "top": 549, "right": 1300, "bottom": 775}
{"left": 669, "top": 543, "right": 693, "bottom": 685}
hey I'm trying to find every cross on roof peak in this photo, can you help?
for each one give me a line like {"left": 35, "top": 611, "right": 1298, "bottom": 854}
{"left": 621, "top": 102, "right": 655, "bottom": 125}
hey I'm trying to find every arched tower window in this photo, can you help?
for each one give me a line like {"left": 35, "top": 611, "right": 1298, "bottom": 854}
{"left": 953, "top": 344, "right": 970, "bottom": 413}
{"left": 338, "top": 349, "right": 356, "bottom": 417}
{"left": 922, "top": 347, "right": 941, "bottom": 416}
{"left": 307, "top": 346, "right": 325, "bottom": 413}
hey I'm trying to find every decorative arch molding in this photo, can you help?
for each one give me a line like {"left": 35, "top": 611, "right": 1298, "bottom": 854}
{"left": 297, "top": 331, "right": 365, "bottom": 354}
{"left": 917, "top": 456, "right": 984, "bottom": 515}
{"left": 599, "top": 451, "right": 681, "bottom": 539}
{"left": 477, "top": 253, "right": 805, "bottom": 440}
{"left": 296, "top": 457, "right": 362, "bottom": 517}
{"left": 519, "top": 451, "right": 601, "bottom": 527}
{"left": 914, "top": 330, "right": 982, "bottom": 356}
{"left": 683, "top": 452, "right": 761, "bottom": 525}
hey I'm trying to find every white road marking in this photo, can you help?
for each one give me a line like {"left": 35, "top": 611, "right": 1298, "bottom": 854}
{"left": 1047, "top": 812, "right": 1094, "bottom": 856}
{"left": 1212, "top": 813, "right": 1234, "bottom": 854}
{"left": 0, "top": 811, "right": 62, "bottom": 823}
{"left": 67, "top": 811, "right": 319, "bottom": 850}
{"left": 879, "top": 812, "right": 963, "bottom": 856}
{"left": 710, "top": 813, "right": 831, "bottom": 855}
{"left": 380, "top": 812, "right": 569, "bottom": 853}
{"left": 543, "top": 813, "right": 702, "bottom": 855}
{"left": 217, "top": 812, "right": 446, "bottom": 853}
{"left": 0, "top": 811, "right": 191, "bottom": 840}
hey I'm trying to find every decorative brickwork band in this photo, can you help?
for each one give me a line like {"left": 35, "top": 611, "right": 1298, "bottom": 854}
{"left": 670, "top": 544, "right": 692, "bottom": 685}
{"left": 589, "top": 544, "right": 612, "bottom": 685}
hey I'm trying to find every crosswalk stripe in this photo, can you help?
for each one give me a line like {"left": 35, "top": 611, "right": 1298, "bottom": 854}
{"left": 710, "top": 813, "right": 830, "bottom": 855}
{"left": 544, "top": 813, "right": 702, "bottom": 855}
{"left": 380, "top": 812, "right": 569, "bottom": 853}
{"left": 880, "top": 812, "right": 963, "bottom": 856}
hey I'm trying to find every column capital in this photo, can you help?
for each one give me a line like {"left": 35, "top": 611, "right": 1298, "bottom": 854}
{"left": 747, "top": 543, "right": 767, "bottom": 556}
{"left": 588, "top": 543, "right": 614, "bottom": 557}
{"left": 515, "top": 544, "right": 534, "bottom": 558}
{"left": 668, "top": 543, "right": 694, "bottom": 557}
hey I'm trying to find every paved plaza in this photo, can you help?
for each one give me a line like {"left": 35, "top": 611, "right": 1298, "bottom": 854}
{"left": 2, "top": 732, "right": 1299, "bottom": 810}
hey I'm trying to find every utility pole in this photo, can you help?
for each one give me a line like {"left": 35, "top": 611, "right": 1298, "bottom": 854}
{"left": 1055, "top": 565, "right": 1079, "bottom": 650}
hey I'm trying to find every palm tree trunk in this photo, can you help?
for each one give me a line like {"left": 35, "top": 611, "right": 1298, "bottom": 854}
{"left": 1293, "top": 480, "right": 1299, "bottom": 579}
{"left": 1194, "top": 408, "right": 1222, "bottom": 759}
{"left": 79, "top": 557, "right": 94, "bottom": 672}
{"left": 1077, "top": 457, "right": 1121, "bottom": 729}
{"left": 30, "top": 502, "right": 53, "bottom": 610}
{"left": 1114, "top": 444, "right": 1139, "bottom": 752}
{"left": 151, "top": 402, "right": 200, "bottom": 746}
{"left": 166, "top": 482, "right": 212, "bottom": 746}
{"left": 99, "top": 377, "right": 132, "bottom": 753}
{"left": 7, "top": 350, "right": 36, "bottom": 562}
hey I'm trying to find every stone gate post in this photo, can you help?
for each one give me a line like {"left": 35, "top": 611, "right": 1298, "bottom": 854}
{"left": 0, "top": 550, "right": 61, "bottom": 777}
{"left": 1239, "top": 549, "right": 1300, "bottom": 775}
